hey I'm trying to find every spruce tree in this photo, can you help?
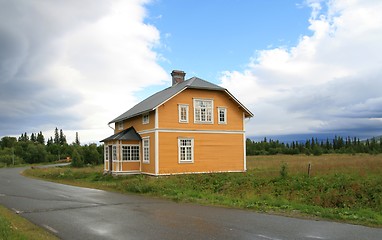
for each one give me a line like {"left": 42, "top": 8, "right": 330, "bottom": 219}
{"left": 47, "top": 137, "right": 53, "bottom": 146}
{"left": 54, "top": 127, "right": 60, "bottom": 144}
{"left": 37, "top": 131, "right": 45, "bottom": 145}
{"left": 75, "top": 132, "right": 80, "bottom": 145}
{"left": 30, "top": 133, "right": 36, "bottom": 142}
{"left": 59, "top": 129, "right": 67, "bottom": 145}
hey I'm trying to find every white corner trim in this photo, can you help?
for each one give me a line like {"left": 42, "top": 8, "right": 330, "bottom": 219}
{"left": 243, "top": 112, "right": 247, "bottom": 171}
{"left": 155, "top": 108, "right": 159, "bottom": 175}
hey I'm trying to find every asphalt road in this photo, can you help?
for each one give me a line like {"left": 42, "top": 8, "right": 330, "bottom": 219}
{"left": 0, "top": 166, "right": 381, "bottom": 240}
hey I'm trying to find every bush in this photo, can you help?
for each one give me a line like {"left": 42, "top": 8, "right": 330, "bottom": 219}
{"left": 82, "top": 144, "right": 101, "bottom": 165}
{"left": 313, "top": 146, "right": 323, "bottom": 156}
{"left": 0, "top": 154, "right": 24, "bottom": 165}
{"left": 279, "top": 163, "right": 288, "bottom": 179}
{"left": 71, "top": 148, "right": 84, "bottom": 167}
{"left": 304, "top": 149, "right": 311, "bottom": 156}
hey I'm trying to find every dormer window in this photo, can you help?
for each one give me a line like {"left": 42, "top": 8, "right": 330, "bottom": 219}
{"left": 142, "top": 113, "right": 149, "bottom": 124}
{"left": 194, "top": 99, "right": 213, "bottom": 124}
{"left": 117, "top": 121, "right": 124, "bottom": 130}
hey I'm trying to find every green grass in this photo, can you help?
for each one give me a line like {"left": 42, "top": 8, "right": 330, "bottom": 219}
{"left": 0, "top": 205, "right": 58, "bottom": 240}
{"left": 23, "top": 154, "right": 382, "bottom": 227}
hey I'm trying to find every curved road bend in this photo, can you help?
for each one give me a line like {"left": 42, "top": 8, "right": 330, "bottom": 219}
{"left": 0, "top": 167, "right": 381, "bottom": 240}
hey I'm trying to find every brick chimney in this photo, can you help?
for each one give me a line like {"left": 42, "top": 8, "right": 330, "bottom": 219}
{"left": 171, "top": 70, "right": 186, "bottom": 86}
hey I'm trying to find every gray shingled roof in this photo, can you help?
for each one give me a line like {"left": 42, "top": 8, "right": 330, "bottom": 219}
{"left": 100, "top": 127, "right": 142, "bottom": 142}
{"left": 109, "top": 77, "right": 253, "bottom": 124}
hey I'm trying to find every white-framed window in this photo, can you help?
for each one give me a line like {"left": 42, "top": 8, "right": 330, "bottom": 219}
{"left": 178, "top": 104, "right": 189, "bottom": 123}
{"left": 104, "top": 145, "right": 109, "bottom": 161}
{"left": 194, "top": 99, "right": 213, "bottom": 123}
{"left": 142, "top": 137, "right": 150, "bottom": 163}
{"left": 218, "top": 107, "right": 227, "bottom": 124}
{"left": 121, "top": 145, "right": 140, "bottom": 161}
{"left": 117, "top": 121, "right": 123, "bottom": 130}
{"left": 178, "top": 138, "right": 194, "bottom": 163}
{"left": 142, "top": 113, "right": 149, "bottom": 124}
{"left": 112, "top": 145, "right": 117, "bottom": 161}
{"left": 104, "top": 145, "right": 110, "bottom": 171}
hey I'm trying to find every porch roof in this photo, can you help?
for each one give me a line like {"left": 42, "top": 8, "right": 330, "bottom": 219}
{"left": 101, "top": 127, "right": 142, "bottom": 142}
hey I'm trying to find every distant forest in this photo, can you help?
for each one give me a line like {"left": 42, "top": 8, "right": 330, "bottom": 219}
{"left": 247, "top": 136, "right": 382, "bottom": 156}
{"left": 0, "top": 128, "right": 102, "bottom": 167}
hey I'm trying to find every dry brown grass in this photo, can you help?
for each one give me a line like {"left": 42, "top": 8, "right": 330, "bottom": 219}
{"left": 246, "top": 154, "right": 382, "bottom": 177}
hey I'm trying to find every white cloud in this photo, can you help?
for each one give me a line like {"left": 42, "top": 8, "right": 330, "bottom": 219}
{"left": 220, "top": 0, "right": 382, "bottom": 137}
{"left": 46, "top": 0, "right": 168, "bottom": 141}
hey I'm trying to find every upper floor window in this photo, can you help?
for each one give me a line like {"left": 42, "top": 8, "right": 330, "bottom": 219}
{"left": 117, "top": 121, "right": 123, "bottom": 130}
{"left": 194, "top": 99, "right": 213, "bottom": 123}
{"left": 178, "top": 104, "right": 189, "bottom": 123}
{"left": 218, "top": 107, "right": 227, "bottom": 124}
{"left": 142, "top": 113, "right": 149, "bottom": 124}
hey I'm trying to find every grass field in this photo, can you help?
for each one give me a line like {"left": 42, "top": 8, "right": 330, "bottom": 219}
{"left": 0, "top": 205, "right": 58, "bottom": 240}
{"left": 247, "top": 154, "right": 382, "bottom": 176}
{"left": 23, "top": 154, "right": 382, "bottom": 227}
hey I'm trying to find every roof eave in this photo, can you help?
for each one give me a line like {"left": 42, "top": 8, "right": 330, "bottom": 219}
{"left": 152, "top": 86, "right": 188, "bottom": 111}
{"left": 108, "top": 109, "right": 154, "bottom": 124}
{"left": 101, "top": 127, "right": 142, "bottom": 142}
{"left": 224, "top": 90, "right": 254, "bottom": 118}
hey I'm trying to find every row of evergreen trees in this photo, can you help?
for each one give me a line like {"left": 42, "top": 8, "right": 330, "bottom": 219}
{"left": 247, "top": 136, "right": 382, "bottom": 156}
{"left": 0, "top": 128, "right": 102, "bottom": 167}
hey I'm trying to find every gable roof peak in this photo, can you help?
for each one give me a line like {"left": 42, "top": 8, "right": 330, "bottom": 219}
{"left": 184, "top": 77, "right": 225, "bottom": 91}
{"left": 109, "top": 75, "right": 252, "bottom": 124}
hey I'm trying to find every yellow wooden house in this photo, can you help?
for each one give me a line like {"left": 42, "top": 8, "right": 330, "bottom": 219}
{"left": 101, "top": 70, "right": 253, "bottom": 175}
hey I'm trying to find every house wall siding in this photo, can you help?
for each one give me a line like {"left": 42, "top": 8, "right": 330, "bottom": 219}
{"left": 139, "top": 132, "right": 156, "bottom": 174}
{"left": 158, "top": 89, "right": 244, "bottom": 131}
{"left": 158, "top": 132, "right": 244, "bottom": 174}
{"left": 116, "top": 162, "right": 140, "bottom": 172}
{"left": 116, "top": 111, "right": 155, "bottom": 133}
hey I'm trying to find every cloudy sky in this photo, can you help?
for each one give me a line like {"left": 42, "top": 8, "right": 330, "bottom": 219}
{"left": 0, "top": 0, "right": 381, "bottom": 143}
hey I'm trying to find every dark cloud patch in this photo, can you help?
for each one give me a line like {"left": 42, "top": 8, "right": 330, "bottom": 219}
{"left": 310, "top": 118, "right": 382, "bottom": 138}
{"left": 0, "top": 110, "right": 81, "bottom": 137}
{"left": 0, "top": 76, "right": 83, "bottom": 136}
{"left": 0, "top": 25, "right": 28, "bottom": 83}
{"left": 280, "top": 70, "right": 382, "bottom": 121}
{"left": 0, "top": 0, "right": 114, "bottom": 137}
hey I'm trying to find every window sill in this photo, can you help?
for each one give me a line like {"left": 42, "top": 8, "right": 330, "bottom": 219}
{"left": 179, "top": 161, "right": 194, "bottom": 164}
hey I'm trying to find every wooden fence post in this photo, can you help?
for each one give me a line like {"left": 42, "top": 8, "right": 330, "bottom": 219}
{"left": 308, "top": 162, "right": 311, "bottom": 177}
